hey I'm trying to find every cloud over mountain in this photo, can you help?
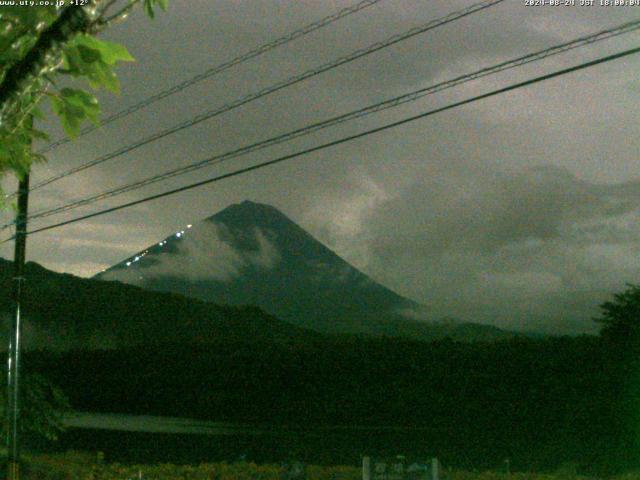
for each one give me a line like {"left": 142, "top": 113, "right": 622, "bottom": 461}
{"left": 96, "top": 200, "right": 514, "bottom": 340}
{"left": 349, "top": 165, "right": 640, "bottom": 334}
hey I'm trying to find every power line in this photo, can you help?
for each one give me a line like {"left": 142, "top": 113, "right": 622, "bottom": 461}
{"left": 38, "top": 0, "right": 387, "bottom": 155}
{"left": 27, "top": 0, "right": 506, "bottom": 193}
{"left": 18, "top": 19, "right": 640, "bottom": 224}
{"left": 8, "top": 45, "right": 637, "bottom": 242}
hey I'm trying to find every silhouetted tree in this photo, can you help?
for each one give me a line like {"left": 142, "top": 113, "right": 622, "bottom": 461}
{"left": 595, "top": 284, "right": 640, "bottom": 346}
{"left": 0, "top": 373, "right": 69, "bottom": 442}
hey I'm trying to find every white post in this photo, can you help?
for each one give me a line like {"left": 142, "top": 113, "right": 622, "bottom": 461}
{"left": 363, "top": 456, "right": 372, "bottom": 480}
{"left": 431, "top": 458, "right": 439, "bottom": 480}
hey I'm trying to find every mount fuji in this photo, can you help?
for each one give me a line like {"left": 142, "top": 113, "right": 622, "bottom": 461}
{"left": 95, "top": 201, "right": 510, "bottom": 340}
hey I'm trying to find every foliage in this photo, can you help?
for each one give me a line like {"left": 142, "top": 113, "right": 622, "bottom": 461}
{"left": 0, "top": 372, "right": 70, "bottom": 442}
{"left": 61, "top": 34, "right": 134, "bottom": 95}
{"left": 10, "top": 455, "right": 640, "bottom": 480}
{"left": 27, "top": 335, "right": 633, "bottom": 473}
{"left": 144, "top": 0, "right": 169, "bottom": 19}
{"left": 4, "top": 456, "right": 351, "bottom": 480}
{"left": 2, "top": 258, "right": 637, "bottom": 471}
{"left": 594, "top": 284, "right": 640, "bottom": 343}
{"left": 0, "top": 0, "right": 168, "bottom": 448}
{"left": 0, "top": 0, "right": 168, "bottom": 199}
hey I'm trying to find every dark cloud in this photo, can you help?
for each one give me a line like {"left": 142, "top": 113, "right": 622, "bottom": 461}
{"left": 351, "top": 165, "right": 640, "bottom": 333}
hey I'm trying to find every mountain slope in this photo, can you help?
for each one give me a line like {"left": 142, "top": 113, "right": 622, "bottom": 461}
{"left": 0, "top": 258, "right": 316, "bottom": 350}
{"left": 96, "top": 201, "right": 513, "bottom": 340}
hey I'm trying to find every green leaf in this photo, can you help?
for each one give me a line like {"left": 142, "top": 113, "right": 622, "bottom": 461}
{"left": 0, "top": 135, "right": 32, "bottom": 178}
{"left": 30, "top": 128, "right": 49, "bottom": 141}
{"left": 50, "top": 88, "right": 101, "bottom": 138}
{"left": 31, "top": 153, "right": 47, "bottom": 165}
{"left": 51, "top": 95, "right": 85, "bottom": 138}
{"left": 61, "top": 46, "right": 123, "bottom": 93}
{"left": 143, "top": 0, "right": 169, "bottom": 18}
{"left": 61, "top": 36, "right": 133, "bottom": 94}
{"left": 61, "top": 46, "right": 84, "bottom": 76}
{"left": 103, "top": 40, "right": 135, "bottom": 64}
{"left": 144, "top": 0, "right": 156, "bottom": 18}
{"left": 86, "top": 61, "right": 120, "bottom": 93}
{"left": 77, "top": 44, "right": 102, "bottom": 64}
{"left": 60, "top": 88, "right": 100, "bottom": 124}
{"left": 75, "top": 34, "right": 134, "bottom": 64}
{"left": 31, "top": 106, "right": 45, "bottom": 120}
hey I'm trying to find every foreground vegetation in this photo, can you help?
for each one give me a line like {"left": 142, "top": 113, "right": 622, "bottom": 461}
{"left": 6, "top": 453, "right": 639, "bottom": 480}
{"left": 6, "top": 454, "right": 354, "bottom": 480}
{"left": 9, "top": 286, "right": 640, "bottom": 474}
{"left": 28, "top": 334, "right": 639, "bottom": 473}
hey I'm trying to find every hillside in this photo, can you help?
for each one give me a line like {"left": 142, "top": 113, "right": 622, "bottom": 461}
{"left": 0, "top": 258, "right": 316, "bottom": 350}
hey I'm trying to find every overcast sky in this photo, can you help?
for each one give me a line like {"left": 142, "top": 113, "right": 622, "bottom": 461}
{"left": 1, "top": 0, "right": 639, "bottom": 334}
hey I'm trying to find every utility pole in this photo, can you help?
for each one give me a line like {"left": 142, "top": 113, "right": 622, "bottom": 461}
{"left": 0, "top": 6, "right": 94, "bottom": 479}
{"left": 6, "top": 171, "right": 30, "bottom": 480}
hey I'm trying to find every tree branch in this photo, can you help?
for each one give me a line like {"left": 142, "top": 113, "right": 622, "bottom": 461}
{"left": 98, "top": 0, "right": 141, "bottom": 28}
{"left": 0, "top": 1, "right": 102, "bottom": 125}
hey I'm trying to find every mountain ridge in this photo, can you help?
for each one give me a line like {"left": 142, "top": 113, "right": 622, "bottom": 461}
{"left": 0, "top": 257, "right": 318, "bottom": 350}
{"left": 95, "top": 200, "right": 516, "bottom": 341}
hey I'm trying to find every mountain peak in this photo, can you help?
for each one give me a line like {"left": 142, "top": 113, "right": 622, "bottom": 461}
{"left": 230, "top": 199, "right": 275, "bottom": 211}
{"left": 97, "top": 201, "right": 468, "bottom": 338}
{"left": 92, "top": 201, "right": 515, "bottom": 340}
{"left": 204, "top": 200, "right": 319, "bottom": 255}
{"left": 208, "top": 200, "right": 292, "bottom": 226}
